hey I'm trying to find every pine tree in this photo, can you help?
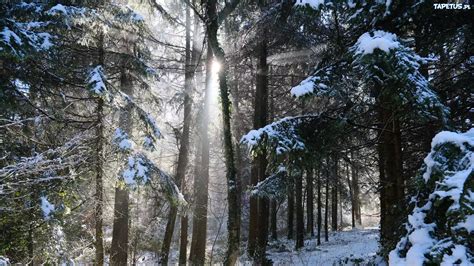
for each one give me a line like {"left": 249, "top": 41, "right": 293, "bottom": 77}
{"left": 389, "top": 129, "right": 474, "bottom": 265}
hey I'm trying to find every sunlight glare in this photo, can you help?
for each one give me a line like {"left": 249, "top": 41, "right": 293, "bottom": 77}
{"left": 211, "top": 59, "right": 221, "bottom": 74}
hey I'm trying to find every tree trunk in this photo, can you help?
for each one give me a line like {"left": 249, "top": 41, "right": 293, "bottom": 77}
{"left": 159, "top": 4, "right": 194, "bottom": 264}
{"left": 347, "top": 161, "right": 355, "bottom": 228}
{"left": 254, "top": 29, "right": 270, "bottom": 266}
{"left": 205, "top": 1, "right": 241, "bottom": 264}
{"left": 306, "top": 167, "right": 314, "bottom": 236}
{"left": 189, "top": 43, "right": 212, "bottom": 265}
{"left": 351, "top": 153, "right": 362, "bottom": 227}
{"left": 248, "top": 9, "right": 269, "bottom": 263}
{"left": 248, "top": 166, "right": 258, "bottom": 256}
{"left": 179, "top": 215, "right": 188, "bottom": 264}
{"left": 110, "top": 67, "right": 133, "bottom": 266}
{"left": 324, "top": 166, "right": 329, "bottom": 242}
{"left": 95, "top": 97, "right": 104, "bottom": 266}
{"left": 339, "top": 184, "right": 343, "bottom": 230}
{"left": 317, "top": 168, "right": 322, "bottom": 245}
{"left": 288, "top": 179, "right": 294, "bottom": 240}
{"left": 379, "top": 103, "right": 404, "bottom": 255}
{"left": 95, "top": 32, "right": 105, "bottom": 266}
{"left": 295, "top": 170, "right": 304, "bottom": 249}
{"left": 160, "top": 210, "right": 177, "bottom": 264}
{"left": 331, "top": 156, "right": 338, "bottom": 232}
{"left": 110, "top": 187, "right": 129, "bottom": 265}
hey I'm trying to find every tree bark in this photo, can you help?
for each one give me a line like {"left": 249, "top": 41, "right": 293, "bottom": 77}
{"left": 351, "top": 153, "right": 362, "bottom": 227}
{"left": 189, "top": 43, "right": 212, "bottom": 265}
{"left": 288, "top": 179, "right": 294, "bottom": 240}
{"left": 159, "top": 4, "right": 194, "bottom": 264}
{"left": 95, "top": 32, "right": 105, "bottom": 266}
{"left": 179, "top": 215, "right": 188, "bottom": 265}
{"left": 295, "top": 170, "right": 304, "bottom": 249}
{"left": 248, "top": 6, "right": 269, "bottom": 262}
{"left": 317, "top": 168, "right": 322, "bottom": 245}
{"left": 110, "top": 67, "right": 133, "bottom": 266}
{"left": 324, "top": 164, "right": 329, "bottom": 242}
{"left": 347, "top": 161, "right": 355, "bottom": 228}
{"left": 306, "top": 167, "right": 314, "bottom": 236}
{"left": 254, "top": 28, "right": 270, "bottom": 266}
{"left": 331, "top": 156, "right": 338, "bottom": 232}
{"left": 248, "top": 165, "right": 259, "bottom": 256}
{"left": 205, "top": 1, "right": 241, "bottom": 263}
{"left": 110, "top": 187, "right": 129, "bottom": 265}
{"left": 379, "top": 104, "right": 404, "bottom": 255}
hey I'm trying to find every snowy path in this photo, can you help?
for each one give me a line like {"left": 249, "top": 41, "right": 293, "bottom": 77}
{"left": 242, "top": 229, "right": 379, "bottom": 266}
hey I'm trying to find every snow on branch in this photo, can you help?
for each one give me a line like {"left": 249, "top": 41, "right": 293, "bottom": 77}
{"left": 241, "top": 114, "right": 348, "bottom": 200}
{"left": 351, "top": 30, "right": 448, "bottom": 120}
{"left": 389, "top": 128, "right": 474, "bottom": 265}
{"left": 241, "top": 114, "right": 345, "bottom": 159}
{"left": 114, "top": 91, "right": 162, "bottom": 145}
{"left": 111, "top": 128, "right": 183, "bottom": 205}
{"left": 290, "top": 66, "right": 334, "bottom": 98}
{"left": 40, "top": 196, "right": 55, "bottom": 219}
{"left": 0, "top": 131, "right": 92, "bottom": 196}
{"left": 47, "top": 4, "right": 86, "bottom": 17}
{"left": 354, "top": 31, "right": 400, "bottom": 55}
{"left": 0, "top": 18, "right": 54, "bottom": 55}
{"left": 294, "top": 0, "right": 326, "bottom": 10}
{"left": 136, "top": 154, "right": 186, "bottom": 205}
{"left": 241, "top": 116, "right": 306, "bottom": 157}
{"left": 122, "top": 154, "right": 150, "bottom": 185}
{"left": 113, "top": 128, "right": 134, "bottom": 151}
{"left": 87, "top": 65, "right": 108, "bottom": 97}
{"left": 251, "top": 166, "right": 288, "bottom": 200}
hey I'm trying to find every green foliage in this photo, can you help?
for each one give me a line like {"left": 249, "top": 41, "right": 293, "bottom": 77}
{"left": 242, "top": 114, "right": 350, "bottom": 197}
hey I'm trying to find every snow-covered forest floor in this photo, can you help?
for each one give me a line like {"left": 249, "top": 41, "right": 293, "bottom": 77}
{"left": 133, "top": 229, "right": 380, "bottom": 265}
{"left": 240, "top": 229, "right": 379, "bottom": 266}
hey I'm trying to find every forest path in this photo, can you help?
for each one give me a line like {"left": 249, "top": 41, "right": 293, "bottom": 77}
{"left": 241, "top": 228, "right": 379, "bottom": 265}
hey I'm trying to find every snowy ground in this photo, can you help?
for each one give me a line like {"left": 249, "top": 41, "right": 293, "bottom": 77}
{"left": 240, "top": 229, "right": 379, "bottom": 266}
{"left": 135, "top": 229, "right": 380, "bottom": 265}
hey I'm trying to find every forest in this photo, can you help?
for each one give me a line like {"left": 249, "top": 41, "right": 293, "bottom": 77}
{"left": 0, "top": 0, "right": 472, "bottom": 265}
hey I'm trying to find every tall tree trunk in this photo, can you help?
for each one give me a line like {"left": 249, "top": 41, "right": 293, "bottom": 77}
{"left": 205, "top": 1, "right": 241, "bottom": 263}
{"left": 339, "top": 184, "right": 343, "bottom": 230}
{"left": 379, "top": 103, "right": 404, "bottom": 255}
{"left": 160, "top": 208, "right": 177, "bottom": 264}
{"left": 110, "top": 188, "right": 129, "bottom": 265}
{"left": 351, "top": 153, "right": 362, "bottom": 227}
{"left": 324, "top": 166, "right": 329, "bottom": 242}
{"left": 95, "top": 97, "right": 105, "bottom": 266}
{"left": 248, "top": 8, "right": 269, "bottom": 262}
{"left": 354, "top": 174, "right": 362, "bottom": 226}
{"left": 331, "top": 156, "right": 338, "bottom": 232}
{"left": 159, "top": 4, "right": 194, "bottom": 264}
{"left": 179, "top": 215, "right": 188, "bottom": 264}
{"left": 254, "top": 28, "right": 269, "bottom": 266}
{"left": 95, "top": 32, "right": 105, "bottom": 266}
{"left": 317, "top": 168, "right": 322, "bottom": 245}
{"left": 189, "top": 43, "right": 212, "bottom": 265}
{"left": 180, "top": 6, "right": 202, "bottom": 264}
{"left": 306, "top": 167, "right": 314, "bottom": 236}
{"left": 248, "top": 167, "right": 258, "bottom": 256}
{"left": 110, "top": 67, "right": 133, "bottom": 265}
{"left": 288, "top": 179, "right": 294, "bottom": 240}
{"left": 347, "top": 161, "right": 355, "bottom": 228}
{"left": 295, "top": 170, "right": 304, "bottom": 249}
